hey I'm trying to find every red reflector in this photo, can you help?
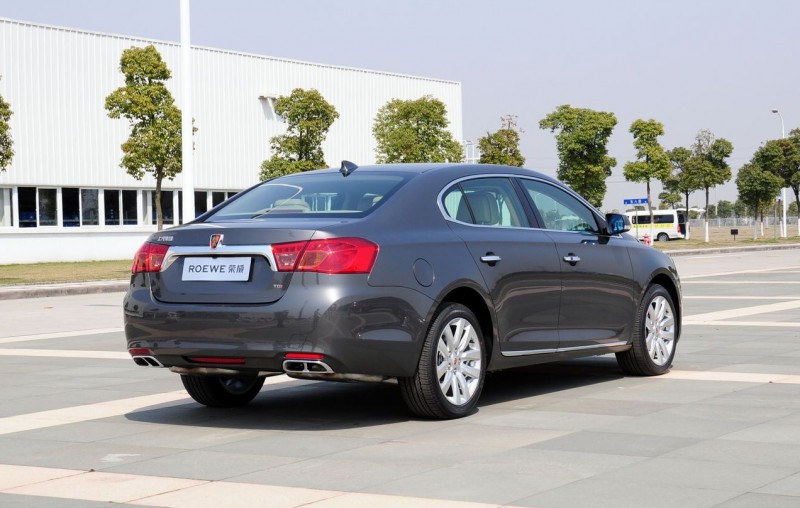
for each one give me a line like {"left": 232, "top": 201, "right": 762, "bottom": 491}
{"left": 129, "top": 348, "right": 153, "bottom": 356}
{"left": 285, "top": 353, "right": 325, "bottom": 361}
{"left": 271, "top": 238, "right": 378, "bottom": 274}
{"left": 132, "top": 242, "right": 169, "bottom": 273}
{"left": 187, "top": 357, "right": 246, "bottom": 365}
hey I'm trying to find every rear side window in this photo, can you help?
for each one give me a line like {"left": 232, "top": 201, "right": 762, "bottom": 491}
{"left": 206, "top": 173, "right": 407, "bottom": 221}
{"left": 442, "top": 177, "right": 529, "bottom": 228}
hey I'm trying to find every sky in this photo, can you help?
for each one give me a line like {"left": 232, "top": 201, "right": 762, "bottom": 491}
{"left": 1, "top": 0, "right": 797, "bottom": 211}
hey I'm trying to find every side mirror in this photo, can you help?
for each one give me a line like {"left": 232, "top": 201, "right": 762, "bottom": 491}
{"left": 604, "top": 213, "right": 631, "bottom": 235}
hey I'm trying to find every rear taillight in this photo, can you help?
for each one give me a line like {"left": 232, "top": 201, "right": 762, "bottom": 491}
{"left": 131, "top": 242, "right": 169, "bottom": 273}
{"left": 271, "top": 237, "right": 378, "bottom": 274}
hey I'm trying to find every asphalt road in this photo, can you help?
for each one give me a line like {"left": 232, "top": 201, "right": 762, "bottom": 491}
{"left": 0, "top": 249, "right": 799, "bottom": 507}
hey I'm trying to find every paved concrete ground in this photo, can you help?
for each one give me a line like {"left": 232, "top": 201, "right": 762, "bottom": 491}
{"left": 0, "top": 249, "right": 798, "bottom": 507}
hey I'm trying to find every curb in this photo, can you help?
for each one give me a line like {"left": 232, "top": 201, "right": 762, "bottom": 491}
{"left": 0, "top": 280, "right": 129, "bottom": 301}
{"left": 663, "top": 243, "right": 800, "bottom": 257}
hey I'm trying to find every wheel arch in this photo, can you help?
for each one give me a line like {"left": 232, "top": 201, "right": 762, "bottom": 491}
{"left": 430, "top": 284, "right": 496, "bottom": 366}
{"left": 647, "top": 272, "right": 682, "bottom": 340}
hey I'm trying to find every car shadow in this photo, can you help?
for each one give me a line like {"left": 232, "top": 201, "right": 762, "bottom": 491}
{"left": 124, "top": 357, "right": 626, "bottom": 430}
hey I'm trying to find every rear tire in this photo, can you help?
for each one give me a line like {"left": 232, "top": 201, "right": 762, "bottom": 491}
{"left": 617, "top": 284, "right": 677, "bottom": 376}
{"left": 400, "top": 303, "right": 486, "bottom": 419}
{"left": 181, "top": 375, "right": 265, "bottom": 407}
{"left": 657, "top": 232, "right": 670, "bottom": 242}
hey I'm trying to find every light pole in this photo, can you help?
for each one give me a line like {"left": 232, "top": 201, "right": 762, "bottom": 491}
{"left": 771, "top": 109, "right": 787, "bottom": 238}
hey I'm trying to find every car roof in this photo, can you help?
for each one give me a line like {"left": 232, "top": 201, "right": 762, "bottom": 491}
{"left": 310, "top": 162, "right": 558, "bottom": 183}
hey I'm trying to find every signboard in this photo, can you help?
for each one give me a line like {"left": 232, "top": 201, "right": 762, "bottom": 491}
{"left": 623, "top": 198, "right": 649, "bottom": 205}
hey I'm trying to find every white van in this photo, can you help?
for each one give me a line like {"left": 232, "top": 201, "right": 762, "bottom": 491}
{"left": 624, "top": 210, "right": 688, "bottom": 241}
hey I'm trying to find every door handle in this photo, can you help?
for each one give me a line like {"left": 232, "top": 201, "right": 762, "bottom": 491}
{"left": 480, "top": 255, "right": 501, "bottom": 264}
{"left": 562, "top": 254, "right": 581, "bottom": 265}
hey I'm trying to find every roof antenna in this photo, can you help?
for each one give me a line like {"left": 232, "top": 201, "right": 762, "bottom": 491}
{"left": 340, "top": 160, "right": 358, "bottom": 177}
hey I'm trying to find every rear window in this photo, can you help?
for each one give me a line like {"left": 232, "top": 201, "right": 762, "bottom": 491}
{"left": 205, "top": 172, "right": 408, "bottom": 221}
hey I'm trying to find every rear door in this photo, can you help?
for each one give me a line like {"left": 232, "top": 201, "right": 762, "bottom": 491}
{"left": 518, "top": 179, "right": 636, "bottom": 350}
{"left": 442, "top": 177, "right": 562, "bottom": 354}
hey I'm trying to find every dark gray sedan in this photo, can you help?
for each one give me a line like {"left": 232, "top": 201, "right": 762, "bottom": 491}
{"left": 124, "top": 163, "right": 681, "bottom": 419}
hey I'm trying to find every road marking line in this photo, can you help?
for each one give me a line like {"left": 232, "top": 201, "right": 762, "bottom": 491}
{"left": 0, "top": 464, "right": 507, "bottom": 508}
{"left": 662, "top": 370, "right": 800, "bottom": 384}
{"left": 684, "top": 296, "right": 800, "bottom": 300}
{"left": 680, "top": 265, "right": 800, "bottom": 280}
{"left": 684, "top": 320, "right": 800, "bottom": 328}
{"left": 0, "top": 328, "right": 124, "bottom": 344}
{"left": 0, "top": 349, "right": 130, "bottom": 360}
{"left": 685, "top": 299, "right": 800, "bottom": 322}
{"left": 681, "top": 281, "right": 800, "bottom": 284}
{"left": 0, "top": 376, "right": 294, "bottom": 436}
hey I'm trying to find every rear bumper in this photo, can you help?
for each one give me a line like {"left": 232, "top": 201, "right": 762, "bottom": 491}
{"left": 123, "top": 273, "right": 433, "bottom": 378}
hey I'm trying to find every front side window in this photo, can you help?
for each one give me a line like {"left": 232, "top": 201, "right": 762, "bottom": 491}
{"left": 521, "top": 179, "right": 599, "bottom": 233}
{"left": 442, "top": 177, "right": 529, "bottom": 228}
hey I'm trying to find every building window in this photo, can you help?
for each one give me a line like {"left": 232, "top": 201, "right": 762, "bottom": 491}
{"left": 212, "top": 191, "right": 226, "bottom": 207}
{"left": 62, "top": 188, "right": 80, "bottom": 227}
{"left": 122, "top": 190, "right": 137, "bottom": 225}
{"left": 151, "top": 191, "right": 174, "bottom": 224}
{"left": 0, "top": 188, "right": 11, "bottom": 227}
{"left": 104, "top": 189, "right": 120, "bottom": 225}
{"left": 18, "top": 187, "right": 36, "bottom": 227}
{"left": 81, "top": 189, "right": 99, "bottom": 225}
{"left": 38, "top": 188, "right": 58, "bottom": 226}
{"left": 195, "top": 191, "right": 208, "bottom": 216}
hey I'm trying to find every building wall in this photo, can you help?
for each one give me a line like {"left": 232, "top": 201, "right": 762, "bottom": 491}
{"left": 0, "top": 18, "right": 463, "bottom": 264}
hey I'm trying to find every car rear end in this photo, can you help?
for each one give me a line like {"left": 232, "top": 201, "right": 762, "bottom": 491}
{"left": 123, "top": 169, "right": 433, "bottom": 381}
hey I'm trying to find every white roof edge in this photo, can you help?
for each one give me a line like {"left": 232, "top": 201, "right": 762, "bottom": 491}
{"left": 0, "top": 16, "right": 461, "bottom": 86}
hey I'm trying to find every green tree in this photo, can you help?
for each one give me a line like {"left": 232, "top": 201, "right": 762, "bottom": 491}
{"left": 539, "top": 104, "right": 617, "bottom": 207}
{"left": 478, "top": 114, "right": 525, "bottom": 167}
{"left": 733, "top": 199, "right": 749, "bottom": 218}
{"left": 373, "top": 95, "right": 463, "bottom": 163}
{"left": 752, "top": 134, "right": 800, "bottom": 227}
{"left": 690, "top": 129, "right": 733, "bottom": 241}
{"left": 658, "top": 191, "right": 682, "bottom": 209}
{"left": 664, "top": 146, "right": 700, "bottom": 214}
{"left": 623, "top": 119, "right": 670, "bottom": 231}
{"left": 736, "top": 162, "right": 783, "bottom": 239}
{"left": 716, "top": 199, "right": 735, "bottom": 218}
{"left": 259, "top": 88, "right": 339, "bottom": 180}
{"left": 0, "top": 75, "right": 13, "bottom": 172}
{"left": 105, "top": 45, "right": 188, "bottom": 231}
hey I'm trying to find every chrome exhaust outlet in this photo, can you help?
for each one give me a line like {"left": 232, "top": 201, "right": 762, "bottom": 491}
{"left": 282, "top": 359, "right": 335, "bottom": 374}
{"left": 132, "top": 355, "right": 164, "bottom": 367}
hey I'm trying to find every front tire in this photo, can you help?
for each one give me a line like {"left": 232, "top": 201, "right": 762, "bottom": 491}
{"left": 181, "top": 375, "right": 265, "bottom": 407}
{"left": 400, "top": 303, "right": 486, "bottom": 419}
{"left": 616, "top": 284, "right": 677, "bottom": 376}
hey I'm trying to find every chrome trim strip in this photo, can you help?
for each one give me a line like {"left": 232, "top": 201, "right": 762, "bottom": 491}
{"left": 161, "top": 245, "right": 277, "bottom": 272}
{"left": 501, "top": 341, "right": 629, "bottom": 357}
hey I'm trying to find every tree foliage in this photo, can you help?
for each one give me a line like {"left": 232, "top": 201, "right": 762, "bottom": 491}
{"left": 373, "top": 95, "right": 463, "bottom": 164}
{"left": 539, "top": 104, "right": 617, "bottom": 208}
{"left": 690, "top": 129, "right": 733, "bottom": 230}
{"left": 623, "top": 119, "right": 670, "bottom": 224}
{"left": 260, "top": 88, "right": 339, "bottom": 180}
{"left": 478, "top": 114, "right": 525, "bottom": 167}
{"left": 751, "top": 133, "right": 800, "bottom": 219}
{"left": 0, "top": 75, "right": 13, "bottom": 172}
{"left": 105, "top": 45, "right": 187, "bottom": 230}
{"left": 736, "top": 162, "right": 783, "bottom": 238}
{"left": 664, "top": 146, "right": 700, "bottom": 212}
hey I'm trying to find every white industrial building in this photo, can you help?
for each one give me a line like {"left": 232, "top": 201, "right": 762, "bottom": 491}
{"left": 0, "top": 18, "right": 463, "bottom": 264}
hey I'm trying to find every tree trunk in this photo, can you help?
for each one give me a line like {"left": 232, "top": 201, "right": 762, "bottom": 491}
{"left": 704, "top": 187, "right": 710, "bottom": 242}
{"left": 155, "top": 176, "right": 163, "bottom": 231}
